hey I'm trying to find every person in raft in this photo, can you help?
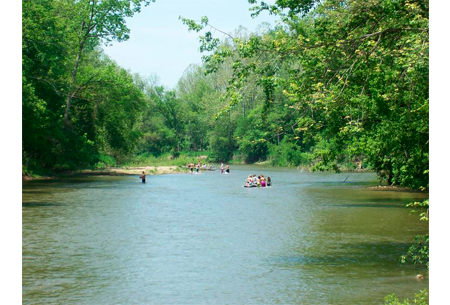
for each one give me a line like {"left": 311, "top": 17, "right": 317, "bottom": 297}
{"left": 260, "top": 176, "right": 266, "bottom": 187}
{"left": 245, "top": 175, "right": 253, "bottom": 187}
{"left": 220, "top": 162, "right": 224, "bottom": 174}
{"left": 267, "top": 176, "right": 271, "bottom": 186}
{"left": 140, "top": 171, "right": 146, "bottom": 183}
{"left": 226, "top": 164, "right": 230, "bottom": 173}
{"left": 244, "top": 174, "right": 268, "bottom": 187}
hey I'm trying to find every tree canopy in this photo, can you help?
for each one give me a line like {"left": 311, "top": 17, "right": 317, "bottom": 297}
{"left": 180, "top": 0, "right": 429, "bottom": 189}
{"left": 23, "top": 0, "right": 153, "bottom": 170}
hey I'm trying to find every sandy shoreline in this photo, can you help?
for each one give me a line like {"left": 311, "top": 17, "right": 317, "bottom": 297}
{"left": 23, "top": 166, "right": 183, "bottom": 180}
{"left": 77, "top": 166, "right": 181, "bottom": 176}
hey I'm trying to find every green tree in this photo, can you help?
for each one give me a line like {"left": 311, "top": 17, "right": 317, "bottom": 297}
{"left": 181, "top": 0, "right": 429, "bottom": 189}
{"left": 58, "top": 0, "right": 155, "bottom": 124}
{"left": 23, "top": 0, "right": 151, "bottom": 171}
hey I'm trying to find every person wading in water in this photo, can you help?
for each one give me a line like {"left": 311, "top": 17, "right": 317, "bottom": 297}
{"left": 140, "top": 171, "right": 146, "bottom": 183}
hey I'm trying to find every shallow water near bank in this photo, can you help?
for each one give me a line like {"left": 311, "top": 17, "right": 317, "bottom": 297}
{"left": 22, "top": 165, "right": 428, "bottom": 304}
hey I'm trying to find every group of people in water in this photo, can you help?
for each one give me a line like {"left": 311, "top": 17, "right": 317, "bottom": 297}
{"left": 244, "top": 174, "right": 271, "bottom": 188}
{"left": 186, "top": 161, "right": 230, "bottom": 174}
{"left": 187, "top": 161, "right": 215, "bottom": 173}
{"left": 220, "top": 162, "right": 230, "bottom": 174}
{"left": 141, "top": 163, "right": 272, "bottom": 188}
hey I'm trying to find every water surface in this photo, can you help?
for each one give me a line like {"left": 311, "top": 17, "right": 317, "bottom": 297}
{"left": 23, "top": 165, "right": 429, "bottom": 304}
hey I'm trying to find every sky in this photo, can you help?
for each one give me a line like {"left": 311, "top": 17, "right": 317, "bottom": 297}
{"left": 103, "top": 0, "right": 278, "bottom": 89}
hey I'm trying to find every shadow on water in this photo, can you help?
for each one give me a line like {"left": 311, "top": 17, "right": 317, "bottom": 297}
{"left": 320, "top": 181, "right": 378, "bottom": 186}
{"left": 23, "top": 176, "right": 116, "bottom": 185}
{"left": 356, "top": 197, "right": 423, "bottom": 203}
{"left": 333, "top": 198, "right": 422, "bottom": 208}
{"left": 22, "top": 190, "right": 56, "bottom": 195}
{"left": 273, "top": 241, "right": 415, "bottom": 267}
{"left": 368, "top": 188, "right": 429, "bottom": 194}
{"left": 22, "top": 202, "right": 65, "bottom": 208}
{"left": 288, "top": 181, "right": 378, "bottom": 187}
{"left": 23, "top": 176, "right": 136, "bottom": 191}
{"left": 334, "top": 203, "right": 406, "bottom": 209}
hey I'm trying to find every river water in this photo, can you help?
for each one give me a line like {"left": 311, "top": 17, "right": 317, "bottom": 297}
{"left": 22, "top": 165, "right": 429, "bottom": 304}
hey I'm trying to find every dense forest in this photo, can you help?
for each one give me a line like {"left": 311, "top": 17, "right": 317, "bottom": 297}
{"left": 23, "top": 0, "right": 428, "bottom": 190}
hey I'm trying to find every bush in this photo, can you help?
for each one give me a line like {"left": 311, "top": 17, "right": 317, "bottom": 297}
{"left": 94, "top": 154, "right": 117, "bottom": 169}
{"left": 267, "top": 140, "right": 313, "bottom": 167}
{"left": 170, "top": 148, "right": 180, "bottom": 159}
{"left": 208, "top": 136, "right": 233, "bottom": 162}
{"left": 122, "top": 151, "right": 211, "bottom": 167}
{"left": 400, "top": 200, "right": 429, "bottom": 268}
{"left": 384, "top": 289, "right": 428, "bottom": 305}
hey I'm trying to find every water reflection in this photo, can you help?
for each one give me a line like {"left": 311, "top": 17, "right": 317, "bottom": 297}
{"left": 22, "top": 202, "right": 65, "bottom": 208}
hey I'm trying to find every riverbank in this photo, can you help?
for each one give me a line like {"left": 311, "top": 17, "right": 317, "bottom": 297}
{"left": 22, "top": 166, "right": 183, "bottom": 181}
{"left": 366, "top": 185, "right": 427, "bottom": 192}
{"left": 75, "top": 166, "right": 182, "bottom": 176}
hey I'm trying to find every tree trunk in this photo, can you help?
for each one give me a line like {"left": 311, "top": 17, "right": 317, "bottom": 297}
{"left": 387, "top": 172, "right": 394, "bottom": 186}
{"left": 64, "top": 42, "right": 84, "bottom": 124}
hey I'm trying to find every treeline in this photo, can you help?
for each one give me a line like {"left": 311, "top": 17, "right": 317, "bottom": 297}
{"left": 23, "top": 0, "right": 429, "bottom": 190}
{"left": 22, "top": 0, "right": 232, "bottom": 173}
{"left": 180, "top": 0, "right": 429, "bottom": 189}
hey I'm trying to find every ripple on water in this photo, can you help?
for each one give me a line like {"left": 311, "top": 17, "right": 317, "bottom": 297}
{"left": 22, "top": 167, "right": 428, "bottom": 304}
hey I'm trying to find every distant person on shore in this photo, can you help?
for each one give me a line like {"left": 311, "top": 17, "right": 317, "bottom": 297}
{"left": 226, "top": 164, "right": 230, "bottom": 173}
{"left": 220, "top": 162, "right": 224, "bottom": 174}
{"left": 140, "top": 171, "right": 146, "bottom": 183}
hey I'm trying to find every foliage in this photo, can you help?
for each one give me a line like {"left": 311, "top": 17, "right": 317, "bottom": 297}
{"left": 384, "top": 289, "right": 428, "bottom": 305}
{"left": 400, "top": 234, "right": 429, "bottom": 267}
{"left": 406, "top": 199, "right": 429, "bottom": 222}
{"left": 400, "top": 199, "right": 429, "bottom": 268}
{"left": 180, "top": 0, "right": 429, "bottom": 189}
{"left": 267, "top": 139, "right": 313, "bottom": 167}
{"left": 94, "top": 154, "right": 118, "bottom": 169}
{"left": 23, "top": 0, "right": 151, "bottom": 171}
{"left": 123, "top": 151, "right": 209, "bottom": 167}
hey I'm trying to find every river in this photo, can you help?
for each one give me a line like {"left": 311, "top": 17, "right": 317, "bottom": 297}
{"left": 22, "top": 165, "right": 429, "bottom": 304}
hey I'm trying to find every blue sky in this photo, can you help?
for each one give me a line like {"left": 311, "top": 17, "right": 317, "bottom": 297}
{"left": 103, "top": 0, "right": 278, "bottom": 88}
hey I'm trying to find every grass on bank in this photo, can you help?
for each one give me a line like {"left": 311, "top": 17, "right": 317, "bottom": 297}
{"left": 95, "top": 150, "right": 367, "bottom": 171}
